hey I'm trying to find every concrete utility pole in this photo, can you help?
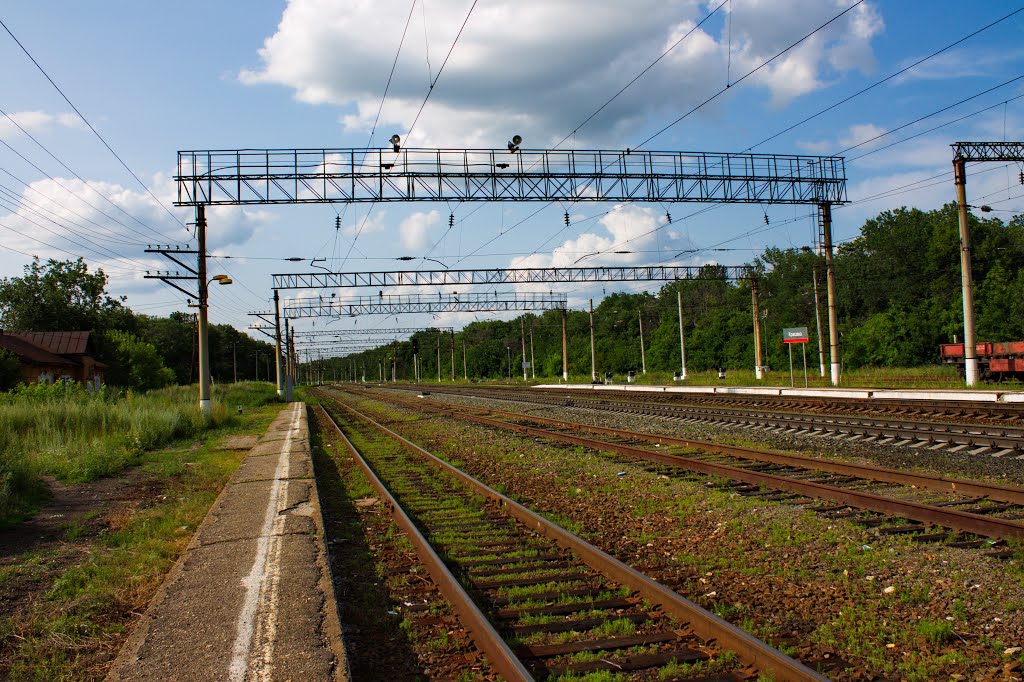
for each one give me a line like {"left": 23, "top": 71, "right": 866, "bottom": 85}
{"left": 462, "top": 339, "right": 468, "bottom": 380}
{"left": 437, "top": 334, "right": 441, "bottom": 382}
{"left": 232, "top": 342, "right": 237, "bottom": 384}
{"left": 196, "top": 205, "right": 212, "bottom": 415}
{"left": 677, "top": 290, "right": 687, "bottom": 380}
{"left": 451, "top": 329, "right": 455, "bottom": 382}
{"left": 520, "top": 317, "right": 528, "bottom": 381}
{"left": 751, "top": 277, "right": 764, "bottom": 380}
{"left": 561, "top": 308, "right": 569, "bottom": 382}
{"left": 954, "top": 159, "right": 979, "bottom": 386}
{"left": 273, "top": 290, "right": 284, "bottom": 397}
{"left": 639, "top": 312, "right": 647, "bottom": 374}
{"left": 529, "top": 320, "right": 536, "bottom": 379}
{"left": 819, "top": 203, "right": 841, "bottom": 385}
{"left": 589, "top": 299, "right": 596, "bottom": 382}
{"left": 812, "top": 264, "right": 826, "bottom": 378}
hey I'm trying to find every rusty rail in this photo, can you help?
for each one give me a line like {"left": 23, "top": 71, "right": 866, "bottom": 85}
{"left": 317, "top": 392, "right": 828, "bottom": 682}
{"left": 350, "top": 387, "right": 1024, "bottom": 541}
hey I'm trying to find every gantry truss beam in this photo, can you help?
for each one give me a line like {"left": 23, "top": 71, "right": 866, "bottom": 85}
{"left": 952, "top": 141, "right": 1024, "bottom": 161}
{"left": 272, "top": 264, "right": 747, "bottom": 290}
{"left": 175, "top": 147, "right": 847, "bottom": 206}
{"left": 292, "top": 327, "right": 453, "bottom": 337}
{"left": 283, "top": 292, "right": 567, "bottom": 319}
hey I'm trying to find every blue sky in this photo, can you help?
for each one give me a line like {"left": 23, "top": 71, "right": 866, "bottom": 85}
{"left": 1, "top": 0, "right": 1023, "bottom": 347}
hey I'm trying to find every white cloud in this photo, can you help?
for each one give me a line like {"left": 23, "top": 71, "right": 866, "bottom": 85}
{"left": 399, "top": 209, "right": 440, "bottom": 249}
{"left": 240, "top": 0, "right": 882, "bottom": 145}
{"left": 0, "top": 110, "right": 84, "bottom": 140}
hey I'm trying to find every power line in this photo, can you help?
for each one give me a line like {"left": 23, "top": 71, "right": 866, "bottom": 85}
{"left": 743, "top": 5, "right": 1024, "bottom": 152}
{"left": 0, "top": 106, "right": 178, "bottom": 243}
{"left": 0, "top": 16, "right": 188, "bottom": 235}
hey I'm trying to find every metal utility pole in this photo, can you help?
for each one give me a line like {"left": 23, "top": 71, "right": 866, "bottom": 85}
{"left": 677, "top": 290, "right": 687, "bottom": 380}
{"left": 196, "top": 206, "right": 212, "bottom": 415}
{"left": 284, "top": 318, "right": 293, "bottom": 400}
{"left": 529, "top": 320, "right": 536, "bottom": 379}
{"left": 639, "top": 312, "right": 647, "bottom": 375}
{"left": 561, "top": 309, "right": 569, "bottom": 382}
{"left": 232, "top": 342, "right": 237, "bottom": 383}
{"left": 589, "top": 299, "right": 596, "bottom": 382}
{"left": 812, "top": 264, "right": 826, "bottom": 378}
{"left": 954, "top": 159, "right": 979, "bottom": 386}
{"left": 520, "top": 317, "right": 528, "bottom": 381}
{"left": 819, "top": 203, "right": 841, "bottom": 385}
{"left": 273, "top": 290, "right": 284, "bottom": 397}
{"left": 751, "top": 277, "right": 764, "bottom": 380}
{"left": 506, "top": 346, "right": 511, "bottom": 380}
{"left": 462, "top": 339, "right": 468, "bottom": 380}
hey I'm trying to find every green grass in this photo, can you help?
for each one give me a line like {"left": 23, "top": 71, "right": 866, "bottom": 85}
{"left": 0, "top": 381, "right": 280, "bottom": 526}
{"left": 0, "top": 400, "right": 285, "bottom": 681}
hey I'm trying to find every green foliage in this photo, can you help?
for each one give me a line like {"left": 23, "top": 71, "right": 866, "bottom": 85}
{"left": 102, "top": 330, "right": 176, "bottom": 391}
{"left": 0, "top": 257, "right": 133, "bottom": 334}
{"left": 333, "top": 203, "right": 1024, "bottom": 377}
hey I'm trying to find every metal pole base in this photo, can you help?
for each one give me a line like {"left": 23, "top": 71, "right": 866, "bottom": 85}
{"left": 830, "top": 362, "right": 841, "bottom": 386}
{"left": 755, "top": 366, "right": 763, "bottom": 380}
{"left": 200, "top": 399, "right": 212, "bottom": 416}
{"left": 965, "top": 358, "right": 980, "bottom": 387}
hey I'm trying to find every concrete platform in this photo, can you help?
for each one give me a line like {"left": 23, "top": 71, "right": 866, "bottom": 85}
{"left": 107, "top": 403, "right": 347, "bottom": 682}
{"left": 536, "top": 383, "right": 1024, "bottom": 404}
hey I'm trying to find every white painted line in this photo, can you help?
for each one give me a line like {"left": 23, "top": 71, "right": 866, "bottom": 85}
{"left": 229, "top": 403, "right": 300, "bottom": 682}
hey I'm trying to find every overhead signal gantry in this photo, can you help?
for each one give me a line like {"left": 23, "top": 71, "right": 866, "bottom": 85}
{"left": 167, "top": 144, "right": 848, "bottom": 408}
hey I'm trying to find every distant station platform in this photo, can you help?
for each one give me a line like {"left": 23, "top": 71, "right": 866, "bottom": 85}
{"left": 107, "top": 403, "right": 347, "bottom": 682}
{"left": 535, "top": 383, "right": 1024, "bottom": 404}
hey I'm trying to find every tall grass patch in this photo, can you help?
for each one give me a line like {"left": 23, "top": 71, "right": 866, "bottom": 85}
{"left": 0, "top": 381, "right": 279, "bottom": 525}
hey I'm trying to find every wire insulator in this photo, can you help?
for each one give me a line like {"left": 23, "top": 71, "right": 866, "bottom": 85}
{"left": 666, "top": 211, "right": 672, "bottom": 224}
{"left": 564, "top": 211, "right": 570, "bottom": 227}
{"left": 448, "top": 213, "right": 455, "bottom": 228}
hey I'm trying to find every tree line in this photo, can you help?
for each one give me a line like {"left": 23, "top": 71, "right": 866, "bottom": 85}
{"left": 332, "top": 203, "right": 1024, "bottom": 380}
{"left": 0, "top": 258, "right": 275, "bottom": 391}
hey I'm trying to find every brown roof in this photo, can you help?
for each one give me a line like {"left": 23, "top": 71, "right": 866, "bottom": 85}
{"left": 0, "top": 333, "right": 76, "bottom": 366}
{"left": 8, "top": 331, "right": 92, "bottom": 355}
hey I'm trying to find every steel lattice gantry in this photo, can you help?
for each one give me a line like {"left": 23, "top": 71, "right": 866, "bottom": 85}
{"left": 175, "top": 147, "right": 847, "bottom": 206}
{"left": 283, "top": 292, "right": 567, "bottom": 319}
{"left": 950, "top": 141, "right": 1024, "bottom": 386}
{"left": 291, "top": 326, "right": 453, "bottom": 337}
{"left": 271, "top": 265, "right": 749, "bottom": 290}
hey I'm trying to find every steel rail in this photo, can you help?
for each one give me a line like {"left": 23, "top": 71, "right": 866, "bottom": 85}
{"left": 319, "top": 391, "right": 828, "bottom": 682}
{"left": 383, "top": 386, "right": 1024, "bottom": 506}
{"left": 354, "top": 387, "right": 1024, "bottom": 540}
{"left": 316, "top": 404, "right": 534, "bottom": 681}
{"left": 396, "top": 385, "right": 1024, "bottom": 453}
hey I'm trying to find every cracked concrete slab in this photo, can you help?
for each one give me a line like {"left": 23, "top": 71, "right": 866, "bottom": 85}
{"left": 107, "top": 403, "right": 347, "bottom": 682}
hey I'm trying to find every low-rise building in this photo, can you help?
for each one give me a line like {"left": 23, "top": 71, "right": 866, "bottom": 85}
{"left": 0, "top": 331, "right": 105, "bottom": 390}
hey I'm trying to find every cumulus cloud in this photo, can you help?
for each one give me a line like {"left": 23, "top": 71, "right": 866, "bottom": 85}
{"left": 240, "top": 0, "right": 882, "bottom": 145}
{"left": 0, "top": 110, "right": 84, "bottom": 140}
{"left": 399, "top": 209, "right": 441, "bottom": 249}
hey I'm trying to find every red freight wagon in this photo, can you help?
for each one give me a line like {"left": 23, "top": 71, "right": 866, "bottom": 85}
{"left": 940, "top": 341, "right": 1024, "bottom": 380}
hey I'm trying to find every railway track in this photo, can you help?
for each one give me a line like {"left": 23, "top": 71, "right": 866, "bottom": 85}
{"left": 387, "top": 385, "right": 1024, "bottom": 458}
{"left": 343, "top": 386, "right": 1024, "bottom": 545}
{"left": 316, "top": 391, "right": 827, "bottom": 681}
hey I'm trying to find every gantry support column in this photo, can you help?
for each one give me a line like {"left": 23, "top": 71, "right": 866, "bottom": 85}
{"left": 561, "top": 309, "right": 568, "bottom": 382}
{"left": 196, "top": 206, "right": 212, "bottom": 415}
{"left": 273, "top": 290, "right": 284, "bottom": 397}
{"left": 589, "top": 299, "right": 597, "bottom": 382}
{"left": 677, "top": 290, "right": 687, "bottom": 380}
{"left": 520, "top": 318, "right": 528, "bottom": 381}
{"left": 954, "top": 159, "right": 979, "bottom": 386}
{"left": 751, "top": 277, "right": 764, "bottom": 380}
{"left": 819, "top": 202, "right": 841, "bottom": 385}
